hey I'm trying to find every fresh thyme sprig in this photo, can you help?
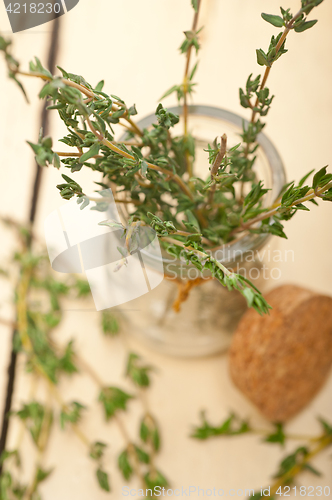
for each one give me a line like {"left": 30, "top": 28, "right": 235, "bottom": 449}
{"left": 75, "top": 348, "right": 168, "bottom": 494}
{"left": 0, "top": 221, "right": 168, "bottom": 497}
{"left": 0, "top": 35, "right": 28, "bottom": 101}
{"left": 191, "top": 411, "right": 332, "bottom": 499}
{"left": 160, "top": 0, "right": 202, "bottom": 178}
{"left": 125, "top": 353, "right": 168, "bottom": 493}
{"left": 0, "top": 0, "right": 329, "bottom": 317}
{"left": 237, "top": 0, "right": 325, "bottom": 193}
{"left": 259, "top": 426, "right": 332, "bottom": 500}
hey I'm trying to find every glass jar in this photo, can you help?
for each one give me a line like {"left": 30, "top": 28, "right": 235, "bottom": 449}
{"left": 120, "top": 106, "right": 286, "bottom": 357}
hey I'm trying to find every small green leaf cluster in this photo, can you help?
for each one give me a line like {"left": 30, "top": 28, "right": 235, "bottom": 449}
{"left": 179, "top": 29, "right": 202, "bottom": 55}
{"left": 191, "top": 411, "right": 250, "bottom": 439}
{"left": 313, "top": 166, "right": 332, "bottom": 199}
{"left": 0, "top": 35, "right": 28, "bottom": 100}
{"left": 264, "top": 423, "right": 286, "bottom": 445}
{"left": 243, "top": 181, "right": 270, "bottom": 220}
{"left": 89, "top": 441, "right": 107, "bottom": 461}
{"left": 155, "top": 103, "right": 180, "bottom": 130}
{"left": 262, "top": 3, "right": 320, "bottom": 32}
{"left": 160, "top": 69, "right": 197, "bottom": 102}
{"left": 116, "top": 353, "right": 167, "bottom": 490}
{"left": 99, "top": 387, "right": 134, "bottom": 420}
{"left": 28, "top": 132, "right": 60, "bottom": 169}
{"left": 273, "top": 421, "right": 332, "bottom": 484}
{"left": 10, "top": 253, "right": 89, "bottom": 384}
{"left": 247, "top": 169, "right": 332, "bottom": 240}
{"left": 140, "top": 414, "right": 160, "bottom": 452}
{"left": 256, "top": 33, "right": 288, "bottom": 68}
{"left": 73, "top": 278, "right": 91, "bottom": 297}
{"left": 102, "top": 310, "right": 120, "bottom": 336}
{"left": 16, "top": 402, "right": 53, "bottom": 446}
{"left": 228, "top": 121, "right": 265, "bottom": 184}
{"left": 96, "top": 468, "right": 110, "bottom": 492}
{"left": 161, "top": 34, "right": 200, "bottom": 103}
{"left": 0, "top": 460, "right": 51, "bottom": 500}
{"left": 118, "top": 445, "right": 149, "bottom": 481}
{"left": 1, "top": 402, "right": 54, "bottom": 498}
{"left": 191, "top": 0, "right": 198, "bottom": 13}
{"left": 0, "top": 469, "right": 26, "bottom": 500}
{"left": 240, "top": 74, "right": 274, "bottom": 117}
{"left": 273, "top": 446, "right": 321, "bottom": 480}
{"left": 89, "top": 442, "right": 110, "bottom": 492}
{"left": 60, "top": 401, "right": 86, "bottom": 429}
{"left": 118, "top": 446, "right": 168, "bottom": 491}
{"left": 23, "top": 329, "right": 78, "bottom": 384}
{"left": 239, "top": 74, "right": 259, "bottom": 107}
{"left": 29, "top": 56, "right": 53, "bottom": 79}
{"left": 56, "top": 173, "right": 84, "bottom": 200}
{"left": 0, "top": 450, "right": 20, "bottom": 469}
{"left": 126, "top": 353, "right": 153, "bottom": 387}
{"left": 144, "top": 470, "right": 169, "bottom": 491}
{"left": 148, "top": 213, "right": 177, "bottom": 236}
{"left": 301, "top": 0, "right": 324, "bottom": 14}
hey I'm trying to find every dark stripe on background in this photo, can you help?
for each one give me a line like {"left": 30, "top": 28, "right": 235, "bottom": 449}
{"left": 0, "top": 16, "right": 61, "bottom": 469}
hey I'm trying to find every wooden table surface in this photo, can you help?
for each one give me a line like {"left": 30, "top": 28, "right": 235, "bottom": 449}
{"left": 0, "top": 1, "right": 331, "bottom": 498}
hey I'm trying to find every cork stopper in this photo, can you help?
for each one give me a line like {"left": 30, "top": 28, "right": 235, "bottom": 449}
{"left": 229, "top": 285, "right": 332, "bottom": 422}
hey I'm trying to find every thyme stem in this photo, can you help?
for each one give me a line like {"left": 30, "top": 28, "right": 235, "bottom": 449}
{"left": 160, "top": 236, "right": 232, "bottom": 277}
{"left": 208, "top": 134, "right": 227, "bottom": 206}
{"left": 16, "top": 70, "right": 144, "bottom": 137}
{"left": 183, "top": 0, "right": 202, "bottom": 177}
{"left": 231, "top": 181, "right": 332, "bottom": 236}
{"left": 86, "top": 117, "right": 194, "bottom": 200}
{"left": 250, "top": 8, "right": 303, "bottom": 124}
{"left": 15, "top": 259, "right": 93, "bottom": 452}
{"left": 268, "top": 434, "right": 332, "bottom": 498}
{"left": 75, "top": 354, "right": 147, "bottom": 488}
{"left": 250, "top": 428, "right": 320, "bottom": 442}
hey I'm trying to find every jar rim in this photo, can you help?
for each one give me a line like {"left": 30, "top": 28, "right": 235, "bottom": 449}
{"left": 126, "top": 105, "right": 286, "bottom": 266}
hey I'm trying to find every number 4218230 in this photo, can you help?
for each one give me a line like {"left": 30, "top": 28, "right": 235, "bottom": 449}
{"left": 6, "top": 3, "right": 61, "bottom": 14}
{"left": 276, "top": 485, "right": 330, "bottom": 496}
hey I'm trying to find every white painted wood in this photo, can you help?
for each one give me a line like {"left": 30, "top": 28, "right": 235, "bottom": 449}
{"left": 0, "top": 1, "right": 331, "bottom": 498}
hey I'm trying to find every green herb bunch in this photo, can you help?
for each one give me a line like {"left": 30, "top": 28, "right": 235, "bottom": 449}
{"left": 0, "top": 221, "right": 167, "bottom": 498}
{"left": 0, "top": 0, "right": 331, "bottom": 315}
{"left": 191, "top": 410, "right": 332, "bottom": 499}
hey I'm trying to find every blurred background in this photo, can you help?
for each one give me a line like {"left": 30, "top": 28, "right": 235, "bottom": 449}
{"left": 0, "top": 0, "right": 331, "bottom": 498}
